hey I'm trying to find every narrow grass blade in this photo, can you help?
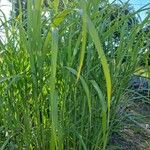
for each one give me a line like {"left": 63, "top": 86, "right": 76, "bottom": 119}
{"left": 86, "top": 14, "right": 112, "bottom": 113}
{"left": 77, "top": 1, "right": 87, "bottom": 81}
{"left": 91, "top": 80, "right": 107, "bottom": 150}
{"left": 50, "top": 27, "right": 63, "bottom": 150}
{"left": 65, "top": 67, "right": 91, "bottom": 120}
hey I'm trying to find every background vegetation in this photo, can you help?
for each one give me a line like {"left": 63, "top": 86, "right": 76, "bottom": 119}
{"left": 0, "top": 0, "right": 150, "bottom": 149}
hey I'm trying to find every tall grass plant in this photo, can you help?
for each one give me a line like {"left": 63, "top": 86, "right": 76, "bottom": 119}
{"left": 0, "top": 0, "right": 150, "bottom": 149}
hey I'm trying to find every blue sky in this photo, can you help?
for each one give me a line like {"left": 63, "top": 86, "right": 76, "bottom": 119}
{"left": 110, "top": 0, "right": 150, "bottom": 6}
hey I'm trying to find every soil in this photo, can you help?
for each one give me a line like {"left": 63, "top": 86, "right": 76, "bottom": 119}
{"left": 110, "top": 92, "right": 150, "bottom": 150}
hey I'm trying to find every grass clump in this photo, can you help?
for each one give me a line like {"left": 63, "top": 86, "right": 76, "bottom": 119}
{"left": 0, "top": 0, "right": 150, "bottom": 149}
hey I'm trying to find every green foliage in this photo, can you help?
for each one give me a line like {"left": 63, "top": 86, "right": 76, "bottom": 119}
{"left": 0, "top": 0, "right": 150, "bottom": 149}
